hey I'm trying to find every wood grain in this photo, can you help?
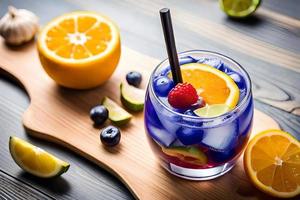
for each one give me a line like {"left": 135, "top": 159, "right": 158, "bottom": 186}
{"left": 66, "top": 0, "right": 300, "bottom": 122}
{"left": 257, "top": 8, "right": 300, "bottom": 29}
{"left": 0, "top": 35, "right": 282, "bottom": 199}
{"left": 0, "top": 0, "right": 299, "bottom": 199}
{"left": 0, "top": 78, "right": 133, "bottom": 200}
{"left": 0, "top": 170, "right": 51, "bottom": 200}
{"left": 116, "top": 0, "right": 300, "bottom": 72}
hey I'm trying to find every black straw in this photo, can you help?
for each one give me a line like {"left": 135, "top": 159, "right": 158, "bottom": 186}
{"left": 160, "top": 8, "right": 182, "bottom": 84}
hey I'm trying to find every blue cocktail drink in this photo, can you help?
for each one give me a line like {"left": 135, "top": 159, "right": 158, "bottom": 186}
{"left": 144, "top": 50, "right": 253, "bottom": 180}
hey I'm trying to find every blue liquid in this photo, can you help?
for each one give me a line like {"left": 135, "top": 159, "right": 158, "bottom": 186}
{"left": 145, "top": 54, "right": 253, "bottom": 170}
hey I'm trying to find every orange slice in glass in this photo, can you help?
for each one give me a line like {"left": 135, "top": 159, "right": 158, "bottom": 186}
{"left": 180, "top": 63, "right": 240, "bottom": 109}
{"left": 37, "top": 11, "right": 121, "bottom": 89}
{"left": 244, "top": 129, "right": 300, "bottom": 198}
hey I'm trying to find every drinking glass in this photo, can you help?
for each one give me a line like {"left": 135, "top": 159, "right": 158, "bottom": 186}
{"left": 144, "top": 50, "right": 253, "bottom": 180}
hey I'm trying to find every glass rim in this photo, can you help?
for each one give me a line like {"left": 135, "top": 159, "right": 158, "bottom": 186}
{"left": 149, "top": 50, "right": 252, "bottom": 121}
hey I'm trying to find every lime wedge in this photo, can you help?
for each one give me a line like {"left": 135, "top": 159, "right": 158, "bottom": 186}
{"left": 194, "top": 104, "right": 231, "bottom": 118}
{"left": 120, "top": 83, "right": 145, "bottom": 112}
{"left": 219, "top": 0, "right": 261, "bottom": 18}
{"left": 102, "top": 96, "right": 132, "bottom": 126}
{"left": 9, "top": 136, "right": 69, "bottom": 178}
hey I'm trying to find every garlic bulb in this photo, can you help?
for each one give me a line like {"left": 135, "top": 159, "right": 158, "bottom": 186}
{"left": 0, "top": 6, "right": 39, "bottom": 45}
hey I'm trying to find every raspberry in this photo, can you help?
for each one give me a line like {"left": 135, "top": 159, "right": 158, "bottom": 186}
{"left": 168, "top": 83, "right": 198, "bottom": 109}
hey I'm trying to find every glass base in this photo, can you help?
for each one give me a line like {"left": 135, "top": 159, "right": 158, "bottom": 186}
{"left": 162, "top": 161, "right": 235, "bottom": 181}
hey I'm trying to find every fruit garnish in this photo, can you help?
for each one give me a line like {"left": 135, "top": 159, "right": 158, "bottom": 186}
{"left": 194, "top": 104, "right": 230, "bottom": 118}
{"left": 167, "top": 83, "right": 198, "bottom": 109}
{"left": 102, "top": 96, "right": 132, "bottom": 126}
{"left": 9, "top": 136, "right": 69, "bottom": 178}
{"left": 179, "top": 63, "right": 240, "bottom": 109}
{"left": 162, "top": 146, "right": 207, "bottom": 165}
{"left": 90, "top": 105, "right": 109, "bottom": 125}
{"left": 219, "top": 0, "right": 261, "bottom": 18}
{"left": 176, "top": 126, "right": 203, "bottom": 145}
{"left": 126, "top": 71, "right": 142, "bottom": 87}
{"left": 120, "top": 83, "right": 145, "bottom": 112}
{"left": 37, "top": 11, "right": 121, "bottom": 89}
{"left": 100, "top": 125, "right": 121, "bottom": 146}
{"left": 153, "top": 76, "right": 174, "bottom": 97}
{"left": 244, "top": 130, "right": 300, "bottom": 198}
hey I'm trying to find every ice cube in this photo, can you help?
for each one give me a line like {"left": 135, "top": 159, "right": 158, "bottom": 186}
{"left": 201, "top": 121, "right": 238, "bottom": 151}
{"left": 170, "top": 139, "right": 185, "bottom": 147}
{"left": 150, "top": 95, "right": 181, "bottom": 134}
{"left": 228, "top": 71, "right": 246, "bottom": 90}
{"left": 197, "top": 57, "right": 223, "bottom": 69}
{"left": 146, "top": 124, "right": 176, "bottom": 147}
{"left": 179, "top": 56, "right": 197, "bottom": 65}
{"left": 222, "top": 63, "right": 233, "bottom": 73}
{"left": 159, "top": 65, "right": 171, "bottom": 76}
{"left": 157, "top": 113, "right": 180, "bottom": 134}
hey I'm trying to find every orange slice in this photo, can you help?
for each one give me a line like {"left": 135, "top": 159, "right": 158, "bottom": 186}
{"left": 244, "top": 129, "right": 300, "bottom": 198}
{"left": 180, "top": 63, "right": 239, "bottom": 109}
{"left": 37, "top": 11, "right": 121, "bottom": 89}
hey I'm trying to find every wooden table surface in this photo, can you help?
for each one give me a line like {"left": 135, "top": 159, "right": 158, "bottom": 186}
{"left": 0, "top": 0, "right": 299, "bottom": 199}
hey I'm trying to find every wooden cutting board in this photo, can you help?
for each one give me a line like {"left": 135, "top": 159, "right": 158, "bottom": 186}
{"left": 0, "top": 39, "right": 280, "bottom": 200}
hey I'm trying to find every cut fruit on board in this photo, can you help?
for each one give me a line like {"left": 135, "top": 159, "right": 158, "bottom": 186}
{"left": 120, "top": 82, "right": 145, "bottom": 112}
{"left": 0, "top": 39, "right": 281, "bottom": 199}
{"left": 102, "top": 96, "right": 132, "bottom": 126}
{"left": 244, "top": 129, "right": 300, "bottom": 198}
{"left": 37, "top": 11, "right": 121, "bottom": 89}
{"left": 9, "top": 136, "right": 69, "bottom": 178}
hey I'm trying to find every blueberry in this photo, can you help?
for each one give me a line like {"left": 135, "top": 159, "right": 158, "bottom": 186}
{"left": 90, "top": 105, "right": 109, "bottom": 125}
{"left": 208, "top": 148, "right": 236, "bottom": 164}
{"left": 126, "top": 71, "right": 142, "bottom": 87}
{"left": 153, "top": 76, "right": 174, "bottom": 97}
{"left": 100, "top": 126, "right": 121, "bottom": 146}
{"left": 228, "top": 72, "right": 246, "bottom": 90}
{"left": 176, "top": 127, "right": 203, "bottom": 145}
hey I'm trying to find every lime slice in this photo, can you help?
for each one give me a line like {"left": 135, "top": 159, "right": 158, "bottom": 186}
{"left": 219, "top": 0, "right": 261, "bottom": 18}
{"left": 102, "top": 96, "right": 132, "bottom": 126}
{"left": 194, "top": 104, "right": 231, "bottom": 118}
{"left": 120, "top": 83, "right": 145, "bottom": 112}
{"left": 9, "top": 136, "right": 69, "bottom": 178}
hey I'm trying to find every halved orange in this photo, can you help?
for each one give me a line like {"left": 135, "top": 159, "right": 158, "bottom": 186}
{"left": 244, "top": 129, "right": 300, "bottom": 198}
{"left": 37, "top": 11, "right": 121, "bottom": 89}
{"left": 180, "top": 63, "right": 240, "bottom": 109}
